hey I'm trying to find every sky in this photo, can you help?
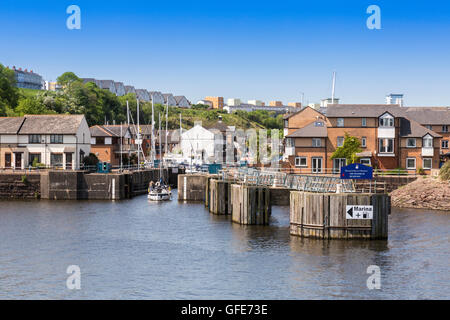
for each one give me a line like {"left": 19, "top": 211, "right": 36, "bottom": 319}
{"left": 1, "top": 0, "right": 450, "bottom": 106}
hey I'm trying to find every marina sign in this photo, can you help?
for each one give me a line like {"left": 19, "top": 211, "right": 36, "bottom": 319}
{"left": 340, "top": 163, "right": 373, "bottom": 179}
{"left": 346, "top": 205, "right": 373, "bottom": 219}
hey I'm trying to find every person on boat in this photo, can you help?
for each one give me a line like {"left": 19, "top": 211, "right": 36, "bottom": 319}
{"left": 148, "top": 181, "right": 154, "bottom": 192}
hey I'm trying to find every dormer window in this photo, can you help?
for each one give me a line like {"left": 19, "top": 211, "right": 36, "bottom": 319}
{"left": 337, "top": 118, "right": 344, "bottom": 127}
{"left": 423, "top": 134, "right": 433, "bottom": 148}
{"left": 379, "top": 113, "right": 394, "bottom": 127}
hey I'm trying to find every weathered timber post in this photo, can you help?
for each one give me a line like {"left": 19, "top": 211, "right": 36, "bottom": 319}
{"left": 231, "top": 184, "right": 271, "bottom": 225}
{"left": 290, "top": 191, "right": 389, "bottom": 240}
{"left": 209, "top": 179, "right": 232, "bottom": 215}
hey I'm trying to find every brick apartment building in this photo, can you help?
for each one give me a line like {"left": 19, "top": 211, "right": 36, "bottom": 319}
{"left": 204, "top": 96, "right": 224, "bottom": 110}
{"left": 90, "top": 125, "right": 135, "bottom": 166}
{"left": 284, "top": 104, "right": 447, "bottom": 174}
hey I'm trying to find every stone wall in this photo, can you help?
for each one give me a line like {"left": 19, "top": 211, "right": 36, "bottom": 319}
{"left": 0, "top": 173, "right": 41, "bottom": 199}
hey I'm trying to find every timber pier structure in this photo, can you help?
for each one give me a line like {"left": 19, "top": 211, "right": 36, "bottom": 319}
{"left": 178, "top": 168, "right": 391, "bottom": 240}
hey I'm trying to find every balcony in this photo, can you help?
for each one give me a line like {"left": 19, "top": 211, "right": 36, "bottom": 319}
{"left": 422, "top": 147, "right": 434, "bottom": 157}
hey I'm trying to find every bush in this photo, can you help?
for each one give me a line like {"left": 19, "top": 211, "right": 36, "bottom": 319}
{"left": 417, "top": 167, "right": 426, "bottom": 175}
{"left": 439, "top": 161, "right": 450, "bottom": 180}
{"left": 83, "top": 153, "right": 99, "bottom": 166}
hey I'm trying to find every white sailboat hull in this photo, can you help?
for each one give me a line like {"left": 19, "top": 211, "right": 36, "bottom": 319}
{"left": 148, "top": 190, "right": 172, "bottom": 201}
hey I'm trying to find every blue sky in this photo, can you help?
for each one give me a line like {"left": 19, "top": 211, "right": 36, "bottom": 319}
{"left": 1, "top": 0, "right": 450, "bottom": 106}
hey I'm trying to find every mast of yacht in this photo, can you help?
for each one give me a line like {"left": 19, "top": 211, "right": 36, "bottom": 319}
{"left": 165, "top": 100, "right": 168, "bottom": 168}
{"left": 159, "top": 112, "right": 162, "bottom": 181}
{"left": 151, "top": 96, "right": 155, "bottom": 168}
{"left": 137, "top": 99, "right": 141, "bottom": 170}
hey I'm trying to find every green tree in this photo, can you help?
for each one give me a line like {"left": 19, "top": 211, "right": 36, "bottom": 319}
{"left": 0, "top": 63, "right": 19, "bottom": 115}
{"left": 57, "top": 72, "right": 80, "bottom": 88}
{"left": 331, "top": 133, "right": 362, "bottom": 164}
{"left": 16, "top": 97, "right": 55, "bottom": 115}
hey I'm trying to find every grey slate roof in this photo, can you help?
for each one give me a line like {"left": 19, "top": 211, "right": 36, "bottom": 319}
{"left": 19, "top": 115, "right": 84, "bottom": 134}
{"left": 90, "top": 125, "right": 132, "bottom": 138}
{"left": 326, "top": 104, "right": 404, "bottom": 118}
{"left": 0, "top": 117, "right": 26, "bottom": 134}
{"left": 404, "top": 107, "right": 450, "bottom": 125}
{"left": 286, "top": 120, "right": 328, "bottom": 138}
{"left": 399, "top": 118, "right": 442, "bottom": 138}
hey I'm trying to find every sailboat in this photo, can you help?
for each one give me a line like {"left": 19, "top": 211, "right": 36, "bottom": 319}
{"left": 148, "top": 105, "right": 172, "bottom": 201}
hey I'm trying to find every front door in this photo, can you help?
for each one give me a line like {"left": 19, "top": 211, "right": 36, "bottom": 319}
{"left": 14, "top": 153, "right": 22, "bottom": 169}
{"left": 65, "top": 153, "right": 72, "bottom": 169}
{"left": 312, "top": 157, "right": 323, "bottom": 173}
{"left": 5, "top": 153, "right": 11, "bottom": 168}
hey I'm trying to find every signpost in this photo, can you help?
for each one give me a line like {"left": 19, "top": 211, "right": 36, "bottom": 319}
{"left": 346, "top": 205, "right": 373, "bottom": 219}
{"left": 340, "top": 163, "right": 373, "bottom": 180}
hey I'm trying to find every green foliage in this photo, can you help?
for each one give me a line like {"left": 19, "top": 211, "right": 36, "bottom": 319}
{"left": 417, "top": 167, "right": 426, "bottom": 175}
{"left": 331, "top": 133, "right": 362, "bottom": 164}
{"left": 56, "top": 72, "right": 80, "bottom": 88}
{"left": 16, "top": 97, "right": 56, "bottom": 115}
{"left": 21, "top": 175, "right": 28, "bottom": 184}
{"left": 439, "top": 161, "right": 450, "bottom": 180}
{"left": 83, "top": 153, "right": 99, "bottom": 166}
{"left": 0, "top": 63, "right": 19, "bottom": 116}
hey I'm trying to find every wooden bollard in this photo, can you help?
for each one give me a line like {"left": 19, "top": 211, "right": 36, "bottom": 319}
{"left": 231, "top": 184, "right": 271, "bottom": 225}
{"left": 209, "top": 179, "right": 232, "bottom": 215}
{"left": 290, "top": 191, "right": 389, "bottom": 240}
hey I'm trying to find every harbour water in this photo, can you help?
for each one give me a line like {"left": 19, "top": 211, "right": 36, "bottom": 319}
{"left": 0, "top": 190, "right": 448, "bottom": 299}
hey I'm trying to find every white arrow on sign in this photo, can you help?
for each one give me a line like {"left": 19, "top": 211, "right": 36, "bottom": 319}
{"left": 346, "top": 205, "right": 373, "bottom": 219}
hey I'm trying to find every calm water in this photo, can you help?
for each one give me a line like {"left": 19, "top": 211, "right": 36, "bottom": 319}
{"left": 0, "top": 190, "right": 448, "bottom": 299}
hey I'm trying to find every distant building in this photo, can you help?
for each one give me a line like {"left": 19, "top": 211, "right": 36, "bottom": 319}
{"left": 149, "top": 91, "right": 165, "bottom": 105}
{"left": 204, "top": 96, "right": 224, "bottom": 110}
{"left": 163, "top": 93, "right": 178, "bottom": 107}
{"left": 114, "top": 82, "right": 126, "bottom": 96}
{"left": 136, "top": 89, "right": 150, "bottom": 102}
{"left": 386, "top": 94, "right": 404, "bottom": 106}
{"left": 248, "top": 100, "right": 263, "bottom": 106}
{"left": 269, "top": 101, "right": 283, "bottom": 107}
{"left": 288, "top": 102, "right": 302, "bottom": 108}
{"left": 125, "top": 86, "right": 136, "bottom": 95}
{"left": 175, "top": 96, "right": 191, "bottom": 108}
{"left": 320, "top": 98, "right": 340, "bottom": 107}
{"left": 97, "top": 80, "right": 117, "bottom": 95}
{"left": 227, "top": 98, "right": 241, "bottom": 106}
{"left": 9, "top": 66, "right": 43, "bottom": 90}
{"left": 196, "top": 100, "right": 213, "bottom": 107}
{"left": 44, "top": 81, "right": 61, "bottom": 91}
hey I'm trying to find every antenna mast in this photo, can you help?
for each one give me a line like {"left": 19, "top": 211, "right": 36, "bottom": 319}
{"left": 331, "top": 71, "right": 336, "bottom": 104}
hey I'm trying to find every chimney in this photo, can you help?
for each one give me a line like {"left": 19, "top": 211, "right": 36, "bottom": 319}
{"left": 386, "top": 94, "right": 404, "bottom": 107}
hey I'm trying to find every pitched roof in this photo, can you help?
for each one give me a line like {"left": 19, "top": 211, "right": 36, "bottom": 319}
{"left": 206, "top": 121, "right": 231, "bottom": 133}
{"left": 399, "top": 118, "right": 442, "bottom": 138}
{"left": 20, "top": 115, "right": 85, "bottom": 134}
{"left": 174, "top": 96, "right": 187, "bottom": 104}
{"left": 286, "top": 120, "right": 328, "bottom": 138}
{"left": 326, "top": 104, "right": 404, "bottom": 118}
{"left": 403, "top": 107, "right": 450, "bottom": 125}
{"left": 283, "top": 106, "right": 324, "bottom": 119}
{"left": 124, "top": 86, "right": 136, "bottom": 93}
{"left": 90, "top": 125, "right": 115, "bottom": 137}
{"left": 0, "top": 117, "right": 26, "bottom": 134}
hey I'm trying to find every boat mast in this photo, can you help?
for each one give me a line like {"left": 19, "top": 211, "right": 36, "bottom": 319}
{"left": 159, "top": 112, "right": 162, "bottom": 179}
{"left": 165, "top": 99, "right": 168, "bottom": 167}
{"left": 137, "top": 99, "right": 141, "bottom": 170}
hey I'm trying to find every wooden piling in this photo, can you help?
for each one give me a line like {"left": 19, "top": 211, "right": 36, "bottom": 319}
{"left": 231, "top": 184, "right": 271, "bottom": 225}
{"left": 209, "top": 179, "right": 232, "bottom": 215}
{"left": 290, "top": 191, "right": 389, "bottom": 240}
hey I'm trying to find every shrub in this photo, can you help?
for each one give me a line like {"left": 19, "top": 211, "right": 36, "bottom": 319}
{"left": 21, "top": 175, "right": 28, "bottom": 184}
{"left": 417, "top": 167, "right": 425, "bottom": 175}
{"left": 439, "top": 161, "right": 450, "bottom": 180}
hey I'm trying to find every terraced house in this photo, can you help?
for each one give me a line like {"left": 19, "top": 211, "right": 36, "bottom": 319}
{"left": 0, "top": 115, "right": 91, "bottom": 170}
{"left": 285, "top": 104, "right": 447, "bottom": 175}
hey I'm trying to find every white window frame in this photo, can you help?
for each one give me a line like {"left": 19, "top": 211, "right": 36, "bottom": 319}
{"left": 337, "top": 136, "right": 344, "bottom": 147}
{"left": 337, "top": 118, "right": 344, "bottom": 127}
{"left": 361, "top": 137, "right": 367, "bottom": 148}
{"left": 406, "top": 138, "right": 416, "bottom": 148}
{"left": 423, "top": 135, "right": 433, "bottom": 148}
{"left": 426, "top": 125, "right": 433, "bottom": 130}
{"left": 379, "top": 113, "right": 394, "bottom": 127}
{"left": 442, "top": 125, "right": 448, "bottom": 133}
{"left": 423, "top": 158, "right": 432, "bottom": 169}
{"left": 295, "top": 156, "right": 307, "bottom": 167}
{"left": 442, "top": 140, "right": 449, "bottom": 149}
{"left": 362, "top": 118, "right": 367, "bottom": 127}
{"left": 406, "top": 158, "right": 416, "bottom": 170}
{"left": 379, "top": 138, "right": 394, "bottom": 153}
{"left": 312, "top": 138, "right": 321, "bottom": 147}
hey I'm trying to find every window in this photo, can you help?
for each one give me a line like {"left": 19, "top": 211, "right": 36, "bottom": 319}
{"left": 337, "top": 136, "right": 344, "bottom": 147}
{"left": 333, "top": 158, "right": 346, "bottom": 173}
{"left": 50, "top": 134, "right": 63, "bottom": 144}
{"left": 361, "top": 137, "right": 367, "bottom": 148}
{"left": 379, "top": 138, "right": 394, "bottom": 153}
{"left": 423, "top": 158, "right": 432, "bottom": 169}
{"left": 337, "top": 118, "right": 344, "bottom": 127}
{"left": 423, "top": 136, "right": 433, "bottom": 148}
{"left": 91, "top": 138, "right": 96, "bottom": 145}
{"left": 407, "top": 138, "right": 416, "bottom": 148}
{"left": 312, "top": 138, "right": 321, "bottom": 147}
{"left": 105, "top": 137, "right": 112, "bottom": 145}
{"left": 362, "top": 118, "right": 367, "bottom": 127}
{"left": 284, "top": 120, "right": 288, "bottom": 128}
{"left": 29, "top": 134, "right": 41, "bottom": 143}
{"left": 442, "top": 140, "right": 449, "bottom": 149}
{"left": 360, "top": 158, "right": 371, "bottom": 166}
{"left": 379, "top": 117, "right": 394, "bottom": 127}
{"left": 50, "top": 153, "right": 63, "bottom": 167}
{"left": 28, "top": 153, "right": 41, "bottom": 166}
{"left": 314, "top": 121, "right": 324, "bottom": 127}
{"left": 426, "top": 125, "right": 433, "bottom": 130}
{"left": 406, "top": 158, "right": 416, "bottom": 170}
{"left": 442, "top": 125, "right": 448, "bottom": 133}
{"left": 286, "top": 138, "right": 294, "bottom": 147}
{"left": 295, "top": 157, "right": 307, "bottom": 167}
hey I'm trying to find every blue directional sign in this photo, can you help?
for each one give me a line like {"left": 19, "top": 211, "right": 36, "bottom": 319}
{"left": 340, "top": 163, "right": 373, "bottom": 179}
